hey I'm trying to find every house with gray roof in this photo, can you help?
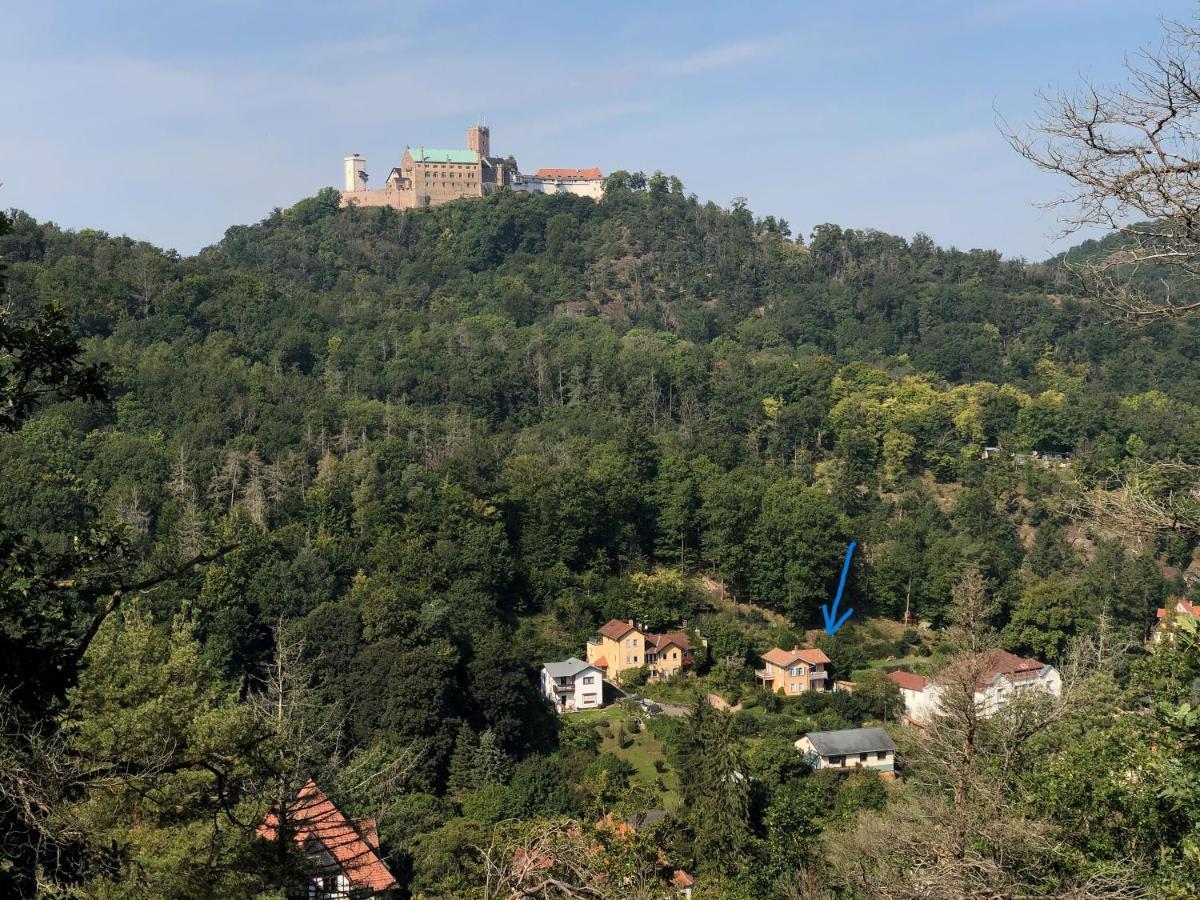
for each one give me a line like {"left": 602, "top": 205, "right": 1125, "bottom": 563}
{"left": 540, "top": 657, "right": 605, "bottom": 713}
{"left": 795, "top": 727, "right": 897, "bottom": 775}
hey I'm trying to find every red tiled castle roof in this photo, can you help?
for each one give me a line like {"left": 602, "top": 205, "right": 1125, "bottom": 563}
{"left": 534, "top": 167, "right": 604, "bottom": 180}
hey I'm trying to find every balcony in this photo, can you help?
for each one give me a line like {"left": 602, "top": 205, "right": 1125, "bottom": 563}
{"left": 754, "top": 669, "right": 775, "bottom": 681}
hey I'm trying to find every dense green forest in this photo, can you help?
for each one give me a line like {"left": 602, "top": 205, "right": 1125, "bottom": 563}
{"left": 2, "top": 178, "right": 1199, "bottom": 898}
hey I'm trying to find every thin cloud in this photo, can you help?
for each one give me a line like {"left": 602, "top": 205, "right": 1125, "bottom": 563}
{"left": 655, "top": 36, "right": 791, "bottom": 76}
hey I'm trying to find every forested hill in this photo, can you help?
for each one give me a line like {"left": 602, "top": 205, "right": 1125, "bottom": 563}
{"left": 3, "top": 177, "right": 1199, "bottom": 896}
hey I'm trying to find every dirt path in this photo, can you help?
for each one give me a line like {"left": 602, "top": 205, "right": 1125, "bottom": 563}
{"left": 706, "top": 693, "right": 742, "bottom": 713}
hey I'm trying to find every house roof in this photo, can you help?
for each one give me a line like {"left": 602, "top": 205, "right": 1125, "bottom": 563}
{"left": 800, "top": 727, "right": 896, "bottom": 757}
{"left": 408, "top": 147, "right": 478, "bottom": 164}
{"left": 977, "top": 649, "right": 1048, "bottom": 686}
{"left": 593, "top": 656, "right": 608, "bottom": 668}
{"left": 762, "top": 646, "right": 831, "bottom": 668}
{"left": 598, "top": 619, "right": 638, "bottom": 640}
{"left": 887, "top": 670, "right": 930, "bottom": 692}
{"left": 649, "top": 631, "right": 692, "bottom": 652}
{"left": 543, "top": 657, "right": 600, "bottom": 679}
{"left": 1158, "top": 598, "right": 1198, "bottom": 619}
{"left": 534, "top": 167, "right": 604, "bottom": 180}
{"left": 259, "top": 781, "right": 397, "bottom": 892}
{"left": 672, "top": 869, "right": 696, "bottom": 888}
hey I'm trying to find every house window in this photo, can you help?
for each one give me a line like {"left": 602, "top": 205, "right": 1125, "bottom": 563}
{"left": 859, "top": 753, "right": 868, "bottom": 763}
{"left": 828, "top": 755, "right": 844, "bottom": 767}
{"left": 788, "top": 682, "right": 798, "bottom": 693}
{"left": 876, "top": 751, "right": 887, "bottom": 760}
{"left": 672, "top": 651, "right": 678, "bottom": 659}
{"left": 583, "top": 676, "right": 594, "bottom": 685}
{"left": 788, "top": 666, "right": 802, "bottom": 676}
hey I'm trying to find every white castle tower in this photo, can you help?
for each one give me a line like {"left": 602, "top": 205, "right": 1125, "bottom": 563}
{"left": 343, "top": 154, "right": 368, "bottom": 192}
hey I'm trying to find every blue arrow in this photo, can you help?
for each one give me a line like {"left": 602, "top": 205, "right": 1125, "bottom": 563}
{"left": 821, "top": 541, "right": 856, "bottom": 635}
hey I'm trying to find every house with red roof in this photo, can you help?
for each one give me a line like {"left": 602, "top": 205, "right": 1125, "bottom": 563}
{"left": 973, "top": 649, "right": 1062, "bottom": 714}
{"left": 1153, "top": 598, "right": 1200, "bottom": 644}
{"left": 886, "top": 649, "right": 1061, "bottom": 723}
{"left": 755, "top": 646, "right": 831, "bottom": 695}
{"left": 259, "top": 780, "right": 398, "bottom": 898}
{"left": 886, "top": 669, "right": 940, "bottom": 723}
{"left": 585, "top": 619, "right": 703, "bottom": 683}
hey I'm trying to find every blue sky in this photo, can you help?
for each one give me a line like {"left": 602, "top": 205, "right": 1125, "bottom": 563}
{"left": 1, "top": 0, "right": 1194, "bottom": 259}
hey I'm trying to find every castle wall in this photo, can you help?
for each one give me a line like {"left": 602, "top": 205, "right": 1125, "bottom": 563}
{"left": 340, "top": 186, "right": 417, "bottom": 210}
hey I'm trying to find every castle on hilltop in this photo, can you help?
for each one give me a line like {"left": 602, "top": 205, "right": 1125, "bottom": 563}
{"left": 341, "top": 126, "right": 605, "bottom": 210}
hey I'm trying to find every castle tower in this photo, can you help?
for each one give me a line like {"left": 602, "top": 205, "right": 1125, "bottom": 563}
{"left": 467, "top": 125, "right": 490, "bottom": 160}
{"left": 343, "top": 154, "right": 368, "bottom": 192}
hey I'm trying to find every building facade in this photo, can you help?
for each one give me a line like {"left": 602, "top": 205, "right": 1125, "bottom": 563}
{"left": 585, "top": 619, "right": 701, "bottom": 683}
{"left": 755, "top": 647, "right": 831, "bottom": 695}
{"left": 887, "top": 650, "right": 1062, "bottom": 724}
{"left": 795, "top": 727, "right": 897, "bottom": 774}
{"left": 540, "top": 658, "right": 605, "bottom": 713}
{"left": 340, "top": 126, "right": 602, "bottom": 210}
{"left": 510, "top": 167, "right": 606, "bottom": 199}
{"left": 1153, "top": 598, "right": 1200, "bottom": 644}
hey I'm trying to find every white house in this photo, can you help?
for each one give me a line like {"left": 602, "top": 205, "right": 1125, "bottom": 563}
{"left": 540, "top": 658, "right": 604, "bottom": 713}
{"left": 1153, "top": 598, "right": 1200, "bottom": 644}
{"left": 510, "top": 167, "right": 605, "bottom": 199}
{"left": 975, "top": 649, "right": 1062, "bottom": 715}
{"left": 888, "top": 650, "right": 1062, "bottom": 723}
{"left": 795, "top": 727, "right": 897, "bottom": 775}
{"left": 886, "top": 670, "right": 942, "bottom": 723}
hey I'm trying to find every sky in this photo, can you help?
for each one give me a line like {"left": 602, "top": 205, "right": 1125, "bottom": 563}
{"left": 1, "top": 0, "right": 1196, "bottom": 260}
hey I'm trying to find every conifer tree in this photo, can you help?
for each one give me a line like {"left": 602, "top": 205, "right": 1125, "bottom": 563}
{"left": 447, "top": 722, "right": 479, "bottom": 796}
{"left": 471, "top": 728, "right": 512, "bottom": 788}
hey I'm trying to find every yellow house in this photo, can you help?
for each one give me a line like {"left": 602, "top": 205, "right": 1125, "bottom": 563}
{"left": 755, "top": 647, "right": 831, "bottom": 695}
{"left": 586, "top": 619, "right": 700, "bottom": 683}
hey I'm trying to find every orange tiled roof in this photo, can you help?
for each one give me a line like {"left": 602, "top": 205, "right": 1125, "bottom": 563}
{"left": 673, "top": 869, "right": 696, "bottom": 887}
{"left": 593, "top": 656, "right": 608, "bottom": 668}
{"left": 762, "top": 646, "right": 830, "bottom": 668}
{"left": 1158, "top": 598, "right": 1198, "bottom": 619}
{"left": 534, "top": 167, "right": 604, "bottom": 180}
{"left": 887, "top": 670, "right": 929, "bottom": 692}
{"left": 598, "top": 619, "right": 637, "bottom": 640}
{"left": 259, "top": 780, "right": 397, "bottom": 892}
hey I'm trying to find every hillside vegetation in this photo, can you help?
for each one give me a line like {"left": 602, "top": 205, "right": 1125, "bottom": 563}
{"left": 2, "top": 178, "right": 1199, "bottom": 897}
